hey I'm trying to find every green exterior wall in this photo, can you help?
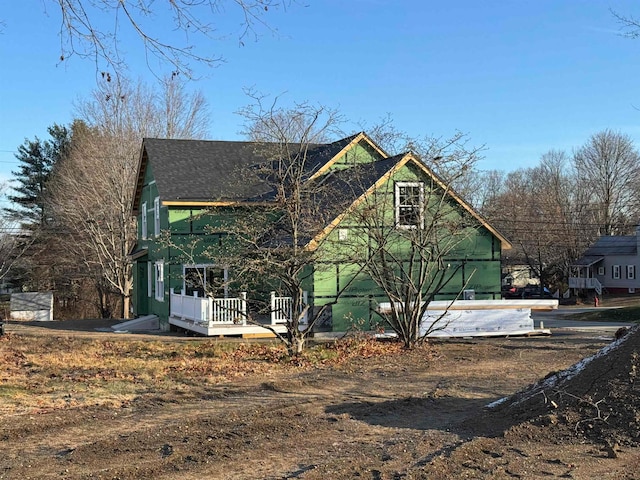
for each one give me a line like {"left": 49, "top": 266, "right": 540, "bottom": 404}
{"left": 132, "top": 139, "right": 504, "bottom": 334}
{"left": 132, "top": 162, "right": 171, "bottom": 327}
{"left": 310, "top": 161, "right": 503, "bottom": 333}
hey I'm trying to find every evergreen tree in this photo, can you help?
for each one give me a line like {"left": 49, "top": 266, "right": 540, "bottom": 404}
{"left": 6, "top": 125, "right": 71, "bottom": 230}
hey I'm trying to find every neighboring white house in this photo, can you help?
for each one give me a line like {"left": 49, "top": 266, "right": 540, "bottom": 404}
{"left": 569, "top": 227, "right": 640, "bottom": 296}
{"left": 502, "top": 264, "right": 539, "bottom": 288}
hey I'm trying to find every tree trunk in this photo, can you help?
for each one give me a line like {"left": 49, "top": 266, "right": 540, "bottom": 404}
{"left": 288, "top": 333, "right": 305, "bottom": 357}
{"left": 122, "top": 294, "right": 131, "bottom": 319}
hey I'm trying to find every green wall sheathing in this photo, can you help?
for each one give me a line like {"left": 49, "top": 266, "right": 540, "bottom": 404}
{"left": 311, "top": 160, "right": 503, "bottom": 332}
{"left": 328, "top": 142, "right": 383, "bottom": 171}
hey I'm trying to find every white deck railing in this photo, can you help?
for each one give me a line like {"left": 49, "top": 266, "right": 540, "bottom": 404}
{"left": 170, "top": 292, "right": 247, "bottom": 325}
{"left": 568, "top": 277, "right": 602, "bottom": 295}
{"left": 270, "top": 291, "right": 308, "bottom": 325}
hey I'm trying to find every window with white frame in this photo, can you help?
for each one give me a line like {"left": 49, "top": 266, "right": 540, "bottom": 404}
{"left": 183, "top": 265, "right": 228, "bottom": 298}
{"left": 154, "top": 260, "right": 164, "bottom": 301}
{"left": 597, "top": 266, "right": 605, "bottom": 276}
{"left": 628, "top": 265, "right": 636, "bottom": 280}
{"left": 147, "top": 261, "right": 152, "bottom": 297}
{"left": 141, "top": 201, "right": 147, "bottom": 240}
{"left": 613, "top": 264, "right": 621, "bottom": 280}
{"left": 154, "top": 197, "right": 161, "bottom": 237}
{"left": 395, "top": 182, "right": 424, "bottom": 228}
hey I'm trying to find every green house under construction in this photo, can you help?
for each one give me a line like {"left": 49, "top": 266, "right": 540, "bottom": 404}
{"left": 130, "top": 132, "right": 511, "bottom": 336}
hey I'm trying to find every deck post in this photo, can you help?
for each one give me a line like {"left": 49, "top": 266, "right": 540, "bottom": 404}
{"left": 240, "top": 292, "right": 247, "bottom": 326}
{"left": 270, "top": 291, "right": 276, "bottom": 325}
{"left": 302, "top": 290, "right": 308, "bottom": 324}
{"left": 206, "top": 297, "right": 213, "bottom": 326}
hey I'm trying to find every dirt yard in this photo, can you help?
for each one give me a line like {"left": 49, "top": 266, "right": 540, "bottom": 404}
{"left": 1, "top": 320, "right": 639, "bottom": 479}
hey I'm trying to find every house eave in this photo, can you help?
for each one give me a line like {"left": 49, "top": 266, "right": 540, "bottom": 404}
{"left": 129, "top": 247, "right": 149, "bottom": 261}
{"left": 572, "top": 256, "right": 605, "bottom": 268}
{"left": 161, "top": 200, "right": 274, "bottom": 208}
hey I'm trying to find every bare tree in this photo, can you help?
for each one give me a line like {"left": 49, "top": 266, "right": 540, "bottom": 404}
{"left": 49, "top": 0, "right": 293, "bottom": 77}
{"left": 48, "top": 76, "right": 210, "bottom": 318}
{"left": 220, "top": 95, "right": 352, "bottom": 355}
{"left": 481, "top": 149, "right": 601, "bottom": 293}
{"left": 573, "top": 130, "right": 640, "bottom": 236}
{"left": 365, "top": 116, "right": 487, "bottom": 211}
{"left": 612, "top": 9, "right": 640, "bottom": 39}
{"left": 342, "top": 134, "right": 487, "bottom": 349}
{"left": 457, "top": 168, "right": 505, "bottom": 212}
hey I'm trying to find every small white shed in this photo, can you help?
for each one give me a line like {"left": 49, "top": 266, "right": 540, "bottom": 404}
{"left": 10, "top": 292, "right": 54, "bottom": 321}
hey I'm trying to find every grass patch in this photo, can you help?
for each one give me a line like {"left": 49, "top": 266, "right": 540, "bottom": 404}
{"left": 567, "top": 305, "right": 640, "bottom": 323}
{"left": 0, "top": 384, "right": 28, "bottom": 397}
{"left": 0, "top": 333, "right": 407, "bottom": 414}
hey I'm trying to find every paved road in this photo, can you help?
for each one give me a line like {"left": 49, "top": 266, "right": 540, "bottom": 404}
{"left": 532, "top": 307, "right": 636, "bottom": 334}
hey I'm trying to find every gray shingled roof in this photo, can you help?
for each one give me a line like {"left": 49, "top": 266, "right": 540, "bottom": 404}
{"left": 573, "top": 235, "right": 638, "bottom": 267}
{"left": 583, "top": 235, "right": 637, "bottom": 256}
{"left": 315, "top": 155, "right": 401, "bottom": 212}
{"left": 141, "top": 134, "right": 361, "bottom": 203}
{"left": 143, "top": 138, "right": 271, "bottom": 202}
{"left": 257, "top": 155, "right": 401, "bottom": 247}
{"left": 572, "top": 255, "right": 604, "bottom": 267}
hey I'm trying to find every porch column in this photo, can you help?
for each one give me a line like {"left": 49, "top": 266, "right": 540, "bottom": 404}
{"left": 240, "top": 292, "right": 247, "bottom": 326}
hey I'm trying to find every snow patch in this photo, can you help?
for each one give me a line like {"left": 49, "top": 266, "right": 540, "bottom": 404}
{"left": 486, "top": 328, "right": 635, "bottom": 410}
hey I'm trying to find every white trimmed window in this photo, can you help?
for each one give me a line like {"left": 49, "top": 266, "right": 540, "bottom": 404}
{"left": 627, "top": 265, "right": 636, "bottom": 280}
{"left": 147, "top": 261, "right": 152, "bottom": 297}
{"left": 141, "top": 201, "right": 148, "bottom": 240}
{"left": 613, "top": 264, "right": 621, "bottom": 280}
{"left": 395, "top": 182, "right": 424, "bottom": 229}
{"left": 154, "top": 197, "right": 161, "bottom": 237}
{"left": 154, "top": 260, "right": 165, "bottom": 301}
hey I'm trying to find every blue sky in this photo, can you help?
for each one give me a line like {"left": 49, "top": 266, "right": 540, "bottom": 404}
{"left": 2, "top": 1, "right": 640, "bottom": 185}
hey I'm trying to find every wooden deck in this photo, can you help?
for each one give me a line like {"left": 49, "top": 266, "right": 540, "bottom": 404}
{"left": 169, "top": 316, "right": 287, "bottom": 338}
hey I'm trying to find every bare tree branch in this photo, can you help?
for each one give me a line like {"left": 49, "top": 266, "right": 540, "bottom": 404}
{"left": 50, "top": 0, "right": 292, "bottom": 78}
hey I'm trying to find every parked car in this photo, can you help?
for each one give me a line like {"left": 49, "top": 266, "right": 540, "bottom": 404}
{"left": 502, "top": 285, "right": 553, "bottom": 299}
{"left": 501, "top": 285, "right": 520, "bottom": 299}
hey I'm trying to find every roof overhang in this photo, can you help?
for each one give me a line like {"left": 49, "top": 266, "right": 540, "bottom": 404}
{"left": 306, "top": 153, "right": 513, "bottom": 251}
{"left": 129, "top": 247, "right": 149, "bottom": 261}
{"left": 572, "top": 256, "right": 604, "bottom": 268}
{"left": 161, "top": 200, "right": 273, "bottom": 208}
{"left": 308, "top": 132, "right": 389, "bottom": 181}
{"left": 131, "top": 142, "right": 149, "bottom": 216}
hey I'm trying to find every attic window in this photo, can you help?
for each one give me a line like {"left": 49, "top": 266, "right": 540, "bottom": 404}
{"left": 395, "top": 182, "right": 424, "bottom": 229}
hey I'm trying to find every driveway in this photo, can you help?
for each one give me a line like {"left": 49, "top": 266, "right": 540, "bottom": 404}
{"left": 532, "top": 306, "right": 635, "bottom": 334}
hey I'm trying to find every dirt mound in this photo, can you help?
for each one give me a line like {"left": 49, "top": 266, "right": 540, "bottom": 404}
{"left": 482, "top": 326, "right": 640, "bottom": 450}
